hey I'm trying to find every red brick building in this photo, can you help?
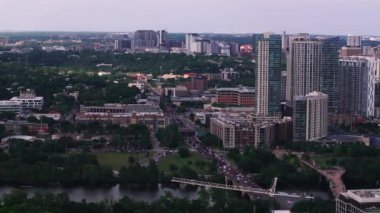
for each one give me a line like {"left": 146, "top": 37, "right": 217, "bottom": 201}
{"left": 216, "top": 87, "right": 255, "bottom": 107}
{"left": 182, "top": 75, "right": 207, "bottom": 92}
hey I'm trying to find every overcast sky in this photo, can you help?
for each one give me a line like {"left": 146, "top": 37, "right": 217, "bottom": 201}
{"left": 0, "top": 0, "right": 379, "bottom": 35}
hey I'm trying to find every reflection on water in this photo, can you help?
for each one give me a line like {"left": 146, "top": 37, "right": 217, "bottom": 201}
{"left": 275, "top": 189, "right": 331, "bottom": 209}
{"left": 0, "top": 184, "right": 199, "bottom": 203}
{"left": 0, "top": 184, "right": 330, "bottom": 209}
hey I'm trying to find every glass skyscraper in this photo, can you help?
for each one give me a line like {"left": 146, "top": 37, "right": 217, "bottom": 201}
{"left": 320, "top": 37, "right": 340, "bottom": 113}
{"left": 254, "top": 33, "right": 282, "bottom": 117}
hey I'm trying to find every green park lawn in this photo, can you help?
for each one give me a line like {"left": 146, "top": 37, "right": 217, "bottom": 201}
{"left": 94, "top": 152, "right": 149, "bottom": 170}
{"left": 158, "top": 152, "right": 211, "bottom": 174}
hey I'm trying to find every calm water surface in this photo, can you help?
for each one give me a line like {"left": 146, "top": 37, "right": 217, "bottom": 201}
{"left": 0, "top": 184, "right": 199, "bottom": 203}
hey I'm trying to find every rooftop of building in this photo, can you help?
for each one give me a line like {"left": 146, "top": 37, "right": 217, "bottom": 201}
{"left": 212, "top": 114, "right": 253, "bottom": 123}
{"left": 0, "top": 100, "right": 22, "bottom": 105}
{"left": 10, "top": 96, "right": 44, "bottom": 101}
{"left": 220, "top": 68, "right": 238, "bottom": 73}
{"left": 81, "top": 104, "right": 127, "bottom": 108}
{"left": 342, "top": 189, "right": 380, "bottom": 204}
{"left": 171, "top": 97, "right": 205, "bottom": 102}
{"left": 340, "top": 55, "right": 379, "bottom": 61}
{"left": 294, "top": 91, "right": 328, "bottom": 100}
{"left": 306, "top": 91, "right": 328, "bottom": 97}
{"left": 80, "top": 103, "right": 162, "bottom": 113}
{"left": 211, "top": 113, "right": 289, "bottom": 127}
{"left": 164, "top": 86, "right": 188, "bottom": 91}
{"left": 216, "top": 86, "right": 255, "bottom": 93}
{"left": 126, "top": 104, "right": 161, "bottom": 113}
{"left": 1, "top": 135, "right": 37, "bottom": 143}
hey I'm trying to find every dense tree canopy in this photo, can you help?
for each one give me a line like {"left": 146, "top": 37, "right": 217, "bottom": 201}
{"left": 228, "top": 149, "right": 321, "bottom": 189}
{"left": 285, "top": 142, "right": 380, "bottom": 189}
{"left": 157, "top": 125, "right": 183, "bottom": 149}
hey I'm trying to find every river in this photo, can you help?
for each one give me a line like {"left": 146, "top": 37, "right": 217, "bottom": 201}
{"left": 0, "top": 185, "right": 330, "bottom": 209}
{"left": 0, "top": 184, "right": 199, "bottom": 203}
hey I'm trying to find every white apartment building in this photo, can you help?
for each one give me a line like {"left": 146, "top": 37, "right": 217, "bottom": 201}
{"left": 186, "top": 33, "right": 201, "bottom": 53}
{"left": 286, "top": 35, "right": 322, "bottom": 104}
{"left": 339, "top": 56, "right": 377, "bottom": 117}
{"left": 293, "top": 91, "right": 328, "bottom": 142}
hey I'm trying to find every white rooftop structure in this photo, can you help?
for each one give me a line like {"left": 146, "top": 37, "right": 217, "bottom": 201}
{"left": 216, "top": 86, "right": 255, "bottom": 93}
{"left": 10, "top": 89, "right": 44, "bottom": 110}
{"left": 343, "top": 189, "right": 380, "bottom": 204}
{"left": 337, "top": 189, "right": 380, "bottom": 213}
{"left": 1, "top": 135, "right": 36, "bottom": 144}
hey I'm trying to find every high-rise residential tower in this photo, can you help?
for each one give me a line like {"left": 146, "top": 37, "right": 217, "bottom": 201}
{"left": 320, "top": 37, "right": 340, "bottom": 112}
{"left": 281, "top": 31, "right": 289, "bottom": 52}
{"left": 254, "top": 34, "right": 282, "bottom": 116}
{"left": 286, "top": 34, "right": 322, "bottom": 104}
{"left": 158, "top": 30, "right": 168, "bottom": 48}
{"left": 114, "top": 39, "right": 132, "bottom": 50}
{"left": 347, "top": 35, "right": 362, "bottom": 47}
{"left": 185, "top": 33, "right": 201, "bottom": 53}
{"left": 281, "top": 71, "right": 287, "bottom": 102}
{"left": 133, "top": 30, "right": 158, "bottom": 48}
{"left": 339, "top": 56, "right": 377, "bottom": 117}
{"left": 293, "top": 91, "right": 328, "bottom": 142}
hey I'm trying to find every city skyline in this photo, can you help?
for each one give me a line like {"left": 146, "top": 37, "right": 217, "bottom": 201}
{"left": 0, "top": 0, "right": 379, "bottom": 35}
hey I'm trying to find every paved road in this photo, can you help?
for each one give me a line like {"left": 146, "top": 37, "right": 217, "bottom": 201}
{"left": 185, "top": 136, "right": 262, "bottom": 191}
{"left": 171, "top": 115, "right": 262, "bottom": 193}
{"left": 139, "top": 132, "right": 168, "bottom": 167}
{"left": 167, "top": 117, "right": 317, "bottom": 208}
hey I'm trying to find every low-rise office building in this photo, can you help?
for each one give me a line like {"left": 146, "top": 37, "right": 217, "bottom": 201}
{"left": 0, "top": 100, "right": 23, "bottom": 115}
{"left": 181, "top": 75, "right": 207, "bottom": 92}
{"left": 0, "top": 120, "right": 49, "bottom": 135}
{"left": 203, "top": 73, "right": 222, "bottom": 81}
{"left": 10, "top": 89, "right": 44, "bottom": 110}
{"left": 31, "top": 113, "right": 61, "bottom": 121}
{"left": 171, "top": 97, "right": 205, "bottom": 108}
{"left": 221, "top": 68, "right": 240, "bottom": 81}
{"left": 216, "top": 86, "right": 255, "bottom": 107}
{"left": 128, "top": 81, "right": 146, "bottom": 91}
{"left": 164, "top": 86, "right": 189, "bottom": 98}
{"left": 76, "top": 104, "right": 167, "bottom": 131}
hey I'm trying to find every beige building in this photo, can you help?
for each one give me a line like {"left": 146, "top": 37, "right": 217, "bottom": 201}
{"left": 286, "top": 34, "right": 322, "bottom": 104}
{"left": 293, "top": 91, "right": 328, "bottom": 142}
{"left": 210, "top": 114, "right": 292, "bottom": 149}
{"left": 340, "top": 46, "right": 362, "bottom": 57}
